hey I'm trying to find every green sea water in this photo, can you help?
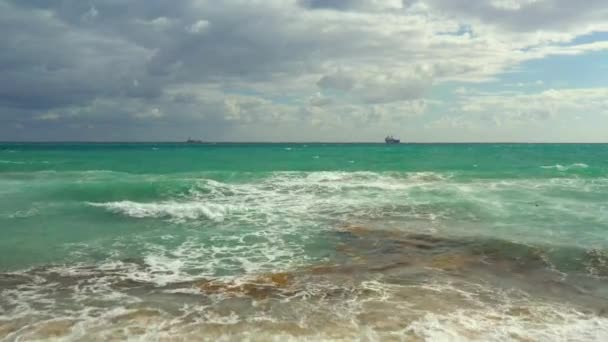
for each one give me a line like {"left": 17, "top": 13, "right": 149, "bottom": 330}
{"left": 1, "top": 143, "right": 608, "bottom": 340}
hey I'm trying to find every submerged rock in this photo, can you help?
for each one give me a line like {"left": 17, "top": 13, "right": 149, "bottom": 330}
{"left": 584, "top": 248, "right": 608, "bottom": 277}
{"left": 111, "top": 308, "right": 162, "bottom": 324}
{"left": 28, "top": 320, "right": 76, "bottom": 339}
{"left": 268, "top": 272, "right": 291, "bottom": 287}
{"left": 197, "top": 272, "right": 296, "bottom": 299}
{"left": 0, "top": 321, "right": 19, "bottom": 338}
{"left": 428, "top": 254, "right": 476, "bottom": 271}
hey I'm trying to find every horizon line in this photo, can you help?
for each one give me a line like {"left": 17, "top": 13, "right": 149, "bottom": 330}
{"left": 1, "top": 141, "right": 608, "bottom": 144}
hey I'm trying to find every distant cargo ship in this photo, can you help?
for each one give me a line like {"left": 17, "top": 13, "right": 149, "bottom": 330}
{"left": 385, "top": 135, "right": 400, "bottom": 144}
{"left": 186, "top": 138, "right": 205, "bottom": 144}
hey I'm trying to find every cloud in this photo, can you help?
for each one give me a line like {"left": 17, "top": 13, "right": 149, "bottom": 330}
{"left": 317, "top": 72, "right": 356, "bottom": 91}
{"left": 299, "top": 0, "right": 363, "bottom": 10}
{"left": 298, "top": 0, "right": 403, "bottom": 11}
{"left": 36, "top": 113, "right": 61, "bottom": 121}
{"left": 0, "top": 1, "right": 156, "bottom": 113}
{"left": 0, "top": 0, "right": 607, "bottom": 141}
{"left": 449, "top": 87, "right": 608, "bottom": 126}
{"left": 317, "top": 71, "right": 432, "bottom": 103}
{"left": 308, "top": 93, "right": 333, "bottom": 107}
{"left": 422, "top": 0, "right": 608, "bottom": 32}
{"left": 82, "top": 5, "right": 99, "bottom": 22}
{"left": 134, "top": 107, "right": 164, "bottom": 119}
{"left": 187, "top": 19, "right": 210, "bottom": 34}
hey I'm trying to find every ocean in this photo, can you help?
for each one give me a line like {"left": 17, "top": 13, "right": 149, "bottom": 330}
{"left": 1, "top": 143, "right": 608, "bottom": 341}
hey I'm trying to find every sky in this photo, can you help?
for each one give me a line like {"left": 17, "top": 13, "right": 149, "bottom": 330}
{"left": 1, "top": 0, "right": 607, "bottom": 142}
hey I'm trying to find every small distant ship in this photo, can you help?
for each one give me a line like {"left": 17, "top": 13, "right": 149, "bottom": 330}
{"left": 385, "top": 135, "right": 400, "bottom": 144}
{"left": 186, "top": 137, "right": 205, "bottom": 144}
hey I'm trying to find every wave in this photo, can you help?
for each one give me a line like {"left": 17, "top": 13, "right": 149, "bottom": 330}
{"left": 88, "top": 200, "right": 241, "bottom": 222}
{"left": 0, "top": 160, "right": 50, "bottom": 165}
{"left": 3, "top": 214, "right": 608, "bottom": 339}
{"left": 5, "top": 208, "right": 40, "bottom": 219}
{"left": 52, "top": 170, "right": 608, "bottom": 249}
{"left": 6, "top": 170, "right": 608, "bottom": 251}
{"left": 407, "top": 302, "right": 608, "bottom": 341}
{"left": 271, "top": 171, "right": 451, "bottom": 190}
{"left": 541, "top": 163, "right": 589, "bottom": 171}
{"left": 3, "top": 258, "right": 608, "bottom": 341}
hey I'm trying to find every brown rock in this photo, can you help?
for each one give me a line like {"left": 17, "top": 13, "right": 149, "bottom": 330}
{"left": 268, "top": 272, "right": 291, "bottom": 287}
{"left": 308, "top": 265, "right": 338, "bottom": 274}
{"left": 34, "top": 320, "right": 75, "bottom": 338}
{"left": 197, "top": 272, "right": 297, "bottom": 299}
{"left": 429, "top": 254, "right": 475, "bottom": 271}
{"left": 112, "top": 308, "right": 162, "bottom": 323}
{"left": 507, "top": 306, "right": 532, "bottom": 316}
{"left": 0, "top": 321, "right": 19, "bottom": 338}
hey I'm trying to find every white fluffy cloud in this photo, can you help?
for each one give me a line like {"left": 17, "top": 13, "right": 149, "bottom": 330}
{"left": 187, "top": 19, "right": 210, "bottom": 34}
{"left": 455, "top": 88, "right": 608, "bottom": 122}
{"left": 421, "top": 87, "right": 608, "bottom": 142}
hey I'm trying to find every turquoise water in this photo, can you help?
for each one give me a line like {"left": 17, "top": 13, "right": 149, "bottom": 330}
{"left": 1, "top": 143, "right": 608, "bottom": 340}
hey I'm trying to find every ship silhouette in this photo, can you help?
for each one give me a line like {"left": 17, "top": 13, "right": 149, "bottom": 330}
{"left": 385, "top": 135, "right": 400, "bottom": 144}
{"left": 186, "top": 137, "right": 205, "bottom": 144}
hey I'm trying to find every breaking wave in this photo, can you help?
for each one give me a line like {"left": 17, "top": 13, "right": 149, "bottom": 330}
{"left": 3, "top": 261, "right": 608, "bottom": 341}
{"left": 77, "top": 171, "right": 608, "bottom": 249}
{"left": 407, "top": 302, "right": 608, "bottom": 341}
{"left": 541, "top": 163, "right": 589, "bottom": 171}
{"left": 0, "top": 160, "right": 50, "bottom": 165}
{"left": 88, "top": 201, "right": 241, "bottom": 222}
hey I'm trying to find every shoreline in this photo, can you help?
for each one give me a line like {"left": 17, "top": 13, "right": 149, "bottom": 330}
{"left": 2, "top": 227, "right": 608, "bottom": 340}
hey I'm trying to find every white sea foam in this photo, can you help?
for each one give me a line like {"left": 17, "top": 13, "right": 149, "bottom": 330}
{"left": 406, "top": 305, "right": 608, "bottom": 341}
{"left": 81, "top": 170, "right": 608, "bottom": 249}
{"left": 6, "top": 207, "right": 39, "bottom": 219}
{"left": 5, "top": 166, "right": 608, "bottom": 341}
{"left": 279, "top": 171, "right": 450, "bottom": 190}
{"left": 3, "top": 262, "right": 608, "bottom": 341}
{"left": 62, "top": 231, "right": 305, "bottom": 287}
{"left": 161, "top": 287, "right": 203, "bottom": 295}
{"left": 87, "top": 171, "right": 453, "bottom": 226}
{"left": 0, "top": 160, "right": 50, "bottom": 164}
{"left": 541, "top": 163, "right": 589, "bottom": 171}
{"left": 88, "top": 200, "right": 241, "bottom": 222}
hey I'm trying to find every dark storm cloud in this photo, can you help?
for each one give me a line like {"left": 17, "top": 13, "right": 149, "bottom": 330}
{"left": 0, "top": 1, "right": 160, "bottom": 115}
{"left": 3, "top": 1, "right": 314, "bottom": 102}
{"left": 14, "top": 0, "right": 316, "bottom": 81}
{"left": 0, "top": 0, "right": 398, "bottom": 120}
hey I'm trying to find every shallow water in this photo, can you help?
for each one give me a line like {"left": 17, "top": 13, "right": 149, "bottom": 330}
{"left": 1, "top": 143, "right": 608, "bottom": 341}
